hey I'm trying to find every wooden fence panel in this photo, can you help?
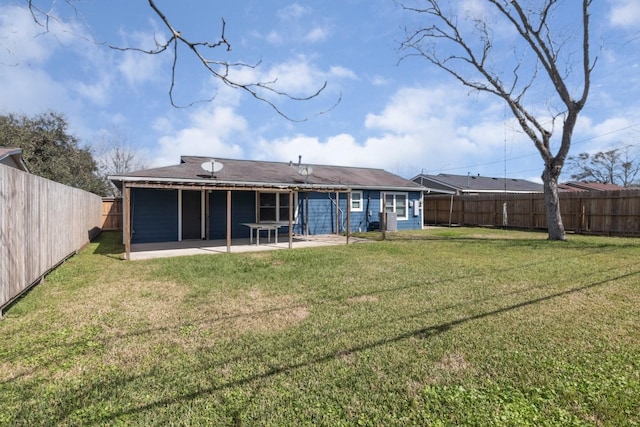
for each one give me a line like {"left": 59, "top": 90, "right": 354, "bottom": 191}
{"left": 424, "top": 189, "right": 640, "bottom": 237}
{"left": 102, "top": 197, "right": 123, "bottom": 231}
{"left": 1, "top": 164, "right": 102, "bottom": 315}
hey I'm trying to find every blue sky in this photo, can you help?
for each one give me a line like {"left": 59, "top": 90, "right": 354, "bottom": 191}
{"left": 1, "top": 0, "right": 639, "bottom": 182}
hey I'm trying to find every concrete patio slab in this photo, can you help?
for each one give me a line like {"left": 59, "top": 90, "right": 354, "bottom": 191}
{"left": 129, "top": 234, "right": 369, "bottom": 260}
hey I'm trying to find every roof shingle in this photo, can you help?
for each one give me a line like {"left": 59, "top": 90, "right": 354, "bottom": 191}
{"left": 110, "top": 156, "right": 423, "bottom": 191}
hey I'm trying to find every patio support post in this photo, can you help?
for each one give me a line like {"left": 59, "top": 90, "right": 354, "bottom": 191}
{"left": 226, "top": 190, "right": 231, "bottom": 253}
{"left": 346, "top": 191, "right": 351, "bottom": 244}
{"left": 289, "top": 191, "right": 293, "bottom": 249}
{"left": 124, "top": 185, "right": 131, "bottom": 260}
{"left": 178, "top": 189, "right": 182, "bottom": 242}
{"left": 335, "top": 191, "right": 339, "bottom": 235}
{"left": 205, "top": 190, "right": 210, "bottom": 240}
{"left": 305, "top": 193, "right": 309, "bottom": 236}
{"left": 201, "top": 190, "right": 206, "bottom": 239}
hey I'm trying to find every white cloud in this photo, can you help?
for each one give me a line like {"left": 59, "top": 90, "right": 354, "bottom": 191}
{"left": 370, "top": 75, "right": 392, "bottom": 86}
{"left": 249, "top": 85, "right": 530, "bottom": 178}
{"left": 609, "top": 0, "right": 640, "bottom": 28}
{"left": 266, "top": 30, "right": 283, "bottom": 44}
{"left": 255, "top": 133, "right": 365, "bottom": 167}
{"left": 278, "top": 3, "right": 311, "bottom": 20}
{"left": 0, "top": 5, "right": 80, "bottom": 65}
{"left": 574, "top": 115, "right": 637, "bottom": 152}
{"left": 0, "top": 66, "right": 78, "bottom": 115}
{"left": 115, "top": 30, "right": 168, "bottom": 87}
{"left": 227, "top": 55, "right": 347, "bottom": 99}
{"left": 362, "top": 85, "right": 539, "bottom": 176}
{"left": 153, "top": 104, "right": 248, "bottom": 167}
{"left": 304, "top": 27, "right": 329, "bottom": 43}
{"left": 329, "top": 66, "right": 357, "bottom": 80}
{"left": 0, "top": 6, "right": 113, "bottom": 122}
{"left": 364, "top": 86, "right": 467, "bottom": 133}
{"left": 74, "top": 74, "right": 113, "bottom": 107}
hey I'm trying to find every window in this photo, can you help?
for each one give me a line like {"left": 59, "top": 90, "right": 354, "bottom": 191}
{"left": 259, "top": 193, "right": 277, "bottom": 221}
{"left": 382, "top": 192, "right": 408, "bottom": 220}
{"left": 350, "top": 191, "right": 363, "bottom": 212}
{"left": 258, "top": 192, "right": 296, "bottom": 222}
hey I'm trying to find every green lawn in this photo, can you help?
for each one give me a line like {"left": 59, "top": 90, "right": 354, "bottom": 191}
{"left": 1, "top": 228, "right": 638, "bottom": 426}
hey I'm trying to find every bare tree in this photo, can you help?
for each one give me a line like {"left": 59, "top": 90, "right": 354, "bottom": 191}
{"left": 25, "top": 0, "right": 338, "bottom": 121}
{"left": 399, "top": 0, "right": 595, "bottom": 240}
{"left": 93, "top": 129, "right": 148, "bottom": 197}
{"left": 567, "top": 146, "right": 640, "bottom": 187}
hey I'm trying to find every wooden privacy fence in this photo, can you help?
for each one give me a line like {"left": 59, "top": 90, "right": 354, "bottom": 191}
{"left": 1, "top": 164, "right": 103, "bottom": 315}
{"left": 424, "top": 189, "right": 640, "bottom": 236}
{"left": 102, "top": 197, "right": 123, "bottom": 231}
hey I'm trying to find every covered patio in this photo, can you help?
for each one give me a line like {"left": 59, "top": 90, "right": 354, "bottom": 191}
{"left": 109, "top": 156, "right": 425, "bottom": 260}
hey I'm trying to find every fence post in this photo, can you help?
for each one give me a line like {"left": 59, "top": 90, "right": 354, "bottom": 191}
{"left": 502, "top": 202, "right": 508, "bottom": 227}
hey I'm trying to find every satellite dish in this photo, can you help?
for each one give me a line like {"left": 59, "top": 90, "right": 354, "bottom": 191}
{"left": 201, "top": 160, "right": 224, "bottom": 175}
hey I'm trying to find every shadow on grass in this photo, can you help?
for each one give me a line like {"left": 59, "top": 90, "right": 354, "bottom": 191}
{"left": 22, "top": 267, "right": 635, "bottom": 425}
{"left": 356, "top": 230, "right": 640, "bottom": 251}
{"left": 91, "top": 231, "right": 125, "bottom": 259}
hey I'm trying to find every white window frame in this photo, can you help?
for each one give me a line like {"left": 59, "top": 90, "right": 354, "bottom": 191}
{"left": 257, "top": 191, "right": 298, "bottom": 222}
{"left": 381, "top": 192, "right": 409, "bottom": 220}
{"left": 350, "top": 190, "right": 363, "bottom": 212}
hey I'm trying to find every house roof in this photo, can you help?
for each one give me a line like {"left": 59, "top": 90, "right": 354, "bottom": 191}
{"left": 109, "top": 156, "right": 424, "bottom": 192}
{"left": 412, "top": 173, "right": 543, "bottom": 194}
{"left": 559, "top": 182, "right": 626, "bottom": 192}
{"left": 0, "top": 147, "right": 29, "bottom": 172}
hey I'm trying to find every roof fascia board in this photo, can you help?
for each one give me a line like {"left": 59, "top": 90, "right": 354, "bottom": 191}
{"left": 109, "top": 175, "right": 423, "bottom": 192}
{"left": 461, "top": 190, "right": 542, "bottom": 194}
{"left": 424, "top": 188, "right": 456, "bottom": 195}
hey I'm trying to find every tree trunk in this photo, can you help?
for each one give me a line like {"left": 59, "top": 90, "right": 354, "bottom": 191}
{"left": 542, "top": 164, "right": 566, "bottom": 240}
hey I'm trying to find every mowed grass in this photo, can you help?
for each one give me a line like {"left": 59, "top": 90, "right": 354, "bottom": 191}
{"left": 1, "top": 228, "right": 638, "bottom": 426}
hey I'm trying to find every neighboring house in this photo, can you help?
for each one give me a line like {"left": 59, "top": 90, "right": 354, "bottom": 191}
{"left": 412, "top": 173, "right": 543, "bottom": 195}
{"left": 109, "top": 156, "right": 425, "bottom": 252}
{"left": 559, "top": 182, "right": 626, "bottom": 192}
{"left": 0, "top": 147, "right": 29, "bottom": 172}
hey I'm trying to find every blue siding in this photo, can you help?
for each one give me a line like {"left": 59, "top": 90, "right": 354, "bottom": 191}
{"left": 400, "top": 191, "right": 424, "bottom": 231}
{"left": 131, "top": 188, "right": 178, "bottom": 243}
{"left": 209, "top": 190, "right": 256, "bottom": 239}
{"left": 295, "top": 190, "right": 423, "bottom": 235}
{"left": 296, "top": 192, "right": 336, "bottom": 235}
{"left": 131, "top": 188, "right": 422, "bottom": 243}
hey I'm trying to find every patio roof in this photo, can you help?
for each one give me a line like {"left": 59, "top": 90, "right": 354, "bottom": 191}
{"left": 110, "top": 156, "right": 425, "bottom": 192}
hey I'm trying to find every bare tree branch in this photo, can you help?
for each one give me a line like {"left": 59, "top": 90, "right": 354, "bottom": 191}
{"left": 25, "top": 0, "right": 339, "bottom": 121}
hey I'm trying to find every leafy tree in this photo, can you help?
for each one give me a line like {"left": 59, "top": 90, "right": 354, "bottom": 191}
{"left": 567, "top": 146, "right": 640, "bottom": 187}
{"left": 0, "top": 111, "right": 109, "bottom": 195}
{"left": 399, "top": 0, "right": 594, "bottom": 240}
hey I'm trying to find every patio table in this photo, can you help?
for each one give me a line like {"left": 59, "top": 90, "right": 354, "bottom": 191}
{"left": 242, "top": 222, "right": 288, "bottom": 245}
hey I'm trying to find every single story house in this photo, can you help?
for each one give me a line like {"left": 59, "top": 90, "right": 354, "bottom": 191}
{"left": 0, "top": 147, "right": 30, "bottom": 172}
{"left": 109, "top": 156, "right": 426, "bottom": 258}
{"left": 412, "top": 173, "right": 543, "bottom": 195}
